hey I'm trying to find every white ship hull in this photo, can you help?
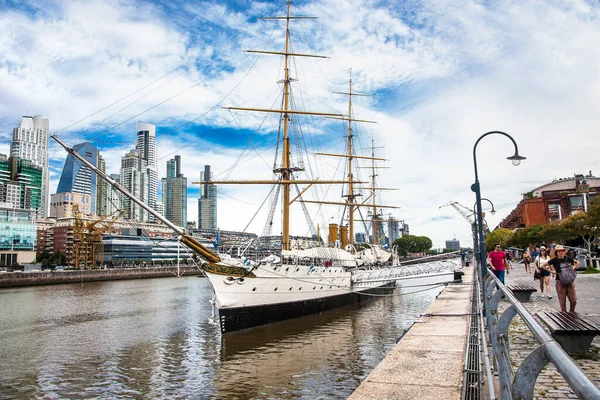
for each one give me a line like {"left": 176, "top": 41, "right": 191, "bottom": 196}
{"left": 204, "top": 255, "right": 461, "bottom": 333}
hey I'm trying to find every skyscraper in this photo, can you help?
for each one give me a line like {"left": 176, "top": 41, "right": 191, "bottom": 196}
{"left": 162, "top": 155, "right": 187, "bottom": 228}
{"left": 198, "top": 165, "right": 217, "bottom": 230}
{"left": 120, "top": 149, "right": 148, "bottom": 221}
{"left": 96, "top": 154, "right": 108, "bottom": 216}
{"left": 10, "top": 115, "right": 49, "bottom": 217}
{"left": 105, "top": 174, "right": 122, "bottom": 216}
{"left": 56, "top": 142, "right": 99, "bottom": 214}
{"left": 0, "top": 154, "right": 42, "bottom": 211}
{"left": 135, "top": 122, "right": 158, "bottom": 221}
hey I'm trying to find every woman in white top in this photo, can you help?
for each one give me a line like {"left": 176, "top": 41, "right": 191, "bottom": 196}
{"left": 535, "top": 247, "right": 552, "bottom": 298}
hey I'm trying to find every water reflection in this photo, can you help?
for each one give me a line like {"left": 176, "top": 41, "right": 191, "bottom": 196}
{"left": 0, "top": 276, "right": 444, "bottom": 398}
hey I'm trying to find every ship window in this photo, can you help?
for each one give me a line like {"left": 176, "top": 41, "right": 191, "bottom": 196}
{"left": 274, "top": 287, "right": 278, "bottom": 291}
{"left": 285, "top": 267, "right": 289, "bottom": 271}
{"left": 289, "top": 287, "right": 292, "bottom": 291}
{"left": 252, "top": 287, "right": 256, "bottom": 291}
{"left": 299, "top": 287, "right": 302, "bottom": 290}
{"left": 313, "top": 286, "right": 316, "bottom": 290}
{"left": 320, "top": 286, "right": 323, "bottom": 289}
{"left": 295, "top": 268, "right": 299, "bottom": 272}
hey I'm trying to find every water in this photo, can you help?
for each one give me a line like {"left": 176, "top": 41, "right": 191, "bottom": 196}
{"left": 0, "top": 276, "right": 445, "bottom": 399}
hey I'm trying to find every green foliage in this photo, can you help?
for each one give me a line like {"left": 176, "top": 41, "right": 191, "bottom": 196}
{"left": 485, "top": 228, "right": 513, "bottom": 251}
{"left": 393, "top": 235, "right": 433, "bottom": 256}
{"left": 538, "top": 221, "right": 574, "bottom": 244}
{"left": 581, "top": 267, "right": 600, "bottom": 274}
{"left": 35, "top": 251, "right": 65, "bottom": 267}
{"left": 508, "top": 225, "right": 545, "bottom": 249}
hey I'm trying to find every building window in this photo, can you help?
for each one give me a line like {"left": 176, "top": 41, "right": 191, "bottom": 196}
{"left": 569, "top": 195, "right": 584, "bottom": 214}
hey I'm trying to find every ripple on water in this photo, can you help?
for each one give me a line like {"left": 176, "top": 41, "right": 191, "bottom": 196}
{"left": 0, "top": 275, "right": 445, "bottom": 398}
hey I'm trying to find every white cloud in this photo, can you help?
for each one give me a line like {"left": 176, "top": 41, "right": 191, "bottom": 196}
{"left": 2, "top": 0, "right": 600, "bottom": 249}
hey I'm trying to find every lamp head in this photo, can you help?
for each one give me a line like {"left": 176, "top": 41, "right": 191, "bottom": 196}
{"left": 507, "top": 153, "right": 526, "bottom": 166}
{"left": 491, "top": 209, "right": 496, "bottom": 215}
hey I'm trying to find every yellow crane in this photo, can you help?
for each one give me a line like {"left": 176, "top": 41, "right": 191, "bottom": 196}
{"left": 72, "top": 204, "right": 124, "bottom": 269}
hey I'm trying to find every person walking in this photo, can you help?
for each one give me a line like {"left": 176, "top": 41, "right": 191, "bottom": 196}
{"left": 487, "top": 244, "right": 510, "bottom": 285}
{"left": 540, "top": 245, "right": 580, "bottom": 312}
{"left": 534, "top": 246, "right": 552, "bottom": 298}
{"left": 523, "top": 249, "right": 531, "bottom": 273}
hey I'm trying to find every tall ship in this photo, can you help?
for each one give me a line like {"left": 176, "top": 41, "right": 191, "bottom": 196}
{"left": 52, "top": 1, "right": 460, "bottom": 334}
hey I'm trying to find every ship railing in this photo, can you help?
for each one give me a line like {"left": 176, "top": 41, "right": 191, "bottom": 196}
{"left": 480, "top": 267, "right": 600, "bottom": 399}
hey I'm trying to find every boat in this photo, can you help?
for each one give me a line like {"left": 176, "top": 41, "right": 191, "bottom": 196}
{"left": 52, "top": 1, "right": 459, "bottom": 335}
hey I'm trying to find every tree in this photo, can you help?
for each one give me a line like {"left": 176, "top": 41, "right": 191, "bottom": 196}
{"left": 485, "top": 228, "right": 513, "bottom": 251}
{"left": 508, "top": 225, "right": 544, "bottom": 250}
{"left": 393, "top": 235, "right": 433, "bottom": 256}
{"left": 393, "top": 236, "right": 416, "bottom": 256}
{"left": 562, "top": 208, "right": 600, "bottom": 270}
{"left": 414, "top": 236, "right": 433, "bottom": 253}
{"left": 538, "top": 221, "right": 574, "bottom": 245}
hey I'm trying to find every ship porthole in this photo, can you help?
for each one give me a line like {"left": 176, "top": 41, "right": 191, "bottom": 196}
{"left": 295, "top": 268, "right": 299, "bottom": 272}
{"left": 320, "top": 286, "right": 323, "bottom": 289}
{"left": 224, "top": 277, "right": 235, "bottom": 285}
{"left": 299, "top": 287, "right": 302, "bottom": 290}
{"left": 252, "top": 287, "right": 256, "bottom": 291}
{"left": 274, "top": 287, "right": 278, "bottom": 291}
{"left": 313, "top": 286, "right": 316, "bottom": 290}
{"left": 289, "top": 287, "right": 292, "bottom": 291}
{"left": 237, "top": 278, "right": 245, "bottom": 284}
{"left": 286, "top": 267, "right": 289, "bottom": 271}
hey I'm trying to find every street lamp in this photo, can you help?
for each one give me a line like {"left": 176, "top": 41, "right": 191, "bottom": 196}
{"left": 474, "top": 198, "right": 496, "bottom": 216}
{"left": 472, "top": 198, "right": 496, "bottom": 264}
{"left": 472, "top": 131, "right": 525, "bottom": 283}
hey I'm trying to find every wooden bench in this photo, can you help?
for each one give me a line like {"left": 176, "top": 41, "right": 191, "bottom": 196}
{"left": 507, "top": 284, "right": 537, "bottom": 302}
{"left": 536, "top": 311, "right": 600, "bottom": 355}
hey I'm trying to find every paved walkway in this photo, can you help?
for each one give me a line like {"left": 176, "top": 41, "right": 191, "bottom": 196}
{"left": 499, "top": 262, "right": 600, "bottom": 399}
{"left": 349, "top": 266, "right": 474, "bottom": 399}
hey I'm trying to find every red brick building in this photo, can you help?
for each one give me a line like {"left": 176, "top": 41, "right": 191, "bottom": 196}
{"left": 500, "top": 173, "right": 600, "bottom": 229}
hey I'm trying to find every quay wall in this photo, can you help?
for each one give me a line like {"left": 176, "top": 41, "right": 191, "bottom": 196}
{"left": 350, "top": 265, "right": 474, "bottom": 399}
{"left": 0, "top": 267, "right": 201, "bottom": 288}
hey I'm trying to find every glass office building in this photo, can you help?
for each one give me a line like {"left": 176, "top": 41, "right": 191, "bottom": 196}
{"left": 56, "top": 142, "right": 99, "bottom": 214}
{"left": 0, "top": 206, "right": 37, "bottom": 265}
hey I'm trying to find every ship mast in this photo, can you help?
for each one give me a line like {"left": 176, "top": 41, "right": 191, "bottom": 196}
{"left": 303, "top": 78, "right": 399, "bottom": 249}
{"left": 195, "top": 1, "right": 358, "bottom": 251}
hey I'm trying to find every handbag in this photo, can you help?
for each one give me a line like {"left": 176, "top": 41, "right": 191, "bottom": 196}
{"left": 533, "top": 269, "right": 541, "bottom": 280}
{"left": 558, "top": 264, "right": 577, "bottom": 285}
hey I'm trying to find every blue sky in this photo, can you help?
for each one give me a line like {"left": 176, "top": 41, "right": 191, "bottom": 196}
{"left": 1, "top": 0, "right": 600, "bottom": 248}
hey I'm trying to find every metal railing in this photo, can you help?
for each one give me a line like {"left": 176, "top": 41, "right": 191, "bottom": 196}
{"left": 481, "top": 269, "right": 600, "bottom": 399}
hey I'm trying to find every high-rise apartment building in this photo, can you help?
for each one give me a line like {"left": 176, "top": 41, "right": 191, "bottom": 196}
{"left": 105, "top": 173, "right": 122, "bottom": 216}
{"left": 198, "top": 165, "right": 217, "bottom": 230}
{"left": 56, "top": 142, "right": 99, "bottom": 214}
{"left": 0, "top": 154, "right": 43, "bottom": 211}
{"left": 162, "top": 155, "right": 187, "bottom": 228}
{"left": 136, "top": 122, "right": 158, "bottom": 221}
{"left": 10, "top": 115, "right": 49, "bottom": 217}
{"left": 96, "top": 154, "right": 108, "bottom": 216}
{"left": 120, "top": 149, "right": 148, "bottom": 221}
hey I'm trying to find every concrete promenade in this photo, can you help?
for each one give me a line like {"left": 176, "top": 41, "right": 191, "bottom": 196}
{"left": 501, "top": 261, "right": 600, "bottom": 399}
{"left": 350, "top": 265, "right": 474, "bottom": 399}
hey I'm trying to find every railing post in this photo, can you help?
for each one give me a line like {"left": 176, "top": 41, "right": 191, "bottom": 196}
{"left": 512, "top": 345, "right": 551, "bottom": 400}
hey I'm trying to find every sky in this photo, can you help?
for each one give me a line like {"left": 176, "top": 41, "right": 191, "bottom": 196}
{"left": 1, "top": 0, "right": 599, "bottom": 249}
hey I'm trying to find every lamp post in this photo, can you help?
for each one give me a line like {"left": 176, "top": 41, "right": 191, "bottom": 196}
{"left": 472, "top": 198, "right": 496, "bottom": 264}
{"left": 472, "top": 131, "right": 525, "bottom": 283}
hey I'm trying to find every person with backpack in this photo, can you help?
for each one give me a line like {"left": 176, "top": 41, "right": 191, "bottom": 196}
{"left": 539, "top": 245, "right": 580, "bottom": 312}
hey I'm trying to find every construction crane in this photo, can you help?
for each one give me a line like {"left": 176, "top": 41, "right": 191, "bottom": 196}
{"left": 72, "top": 204, "right": 125, "bottom": 269}
{"left": 439, "top": 201, "right": 491, "bottom": 235}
